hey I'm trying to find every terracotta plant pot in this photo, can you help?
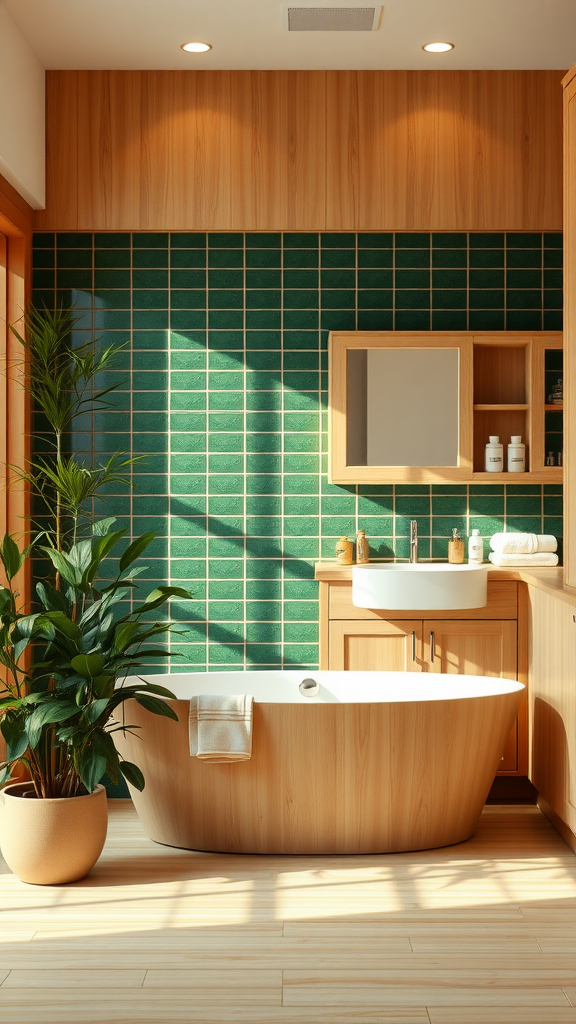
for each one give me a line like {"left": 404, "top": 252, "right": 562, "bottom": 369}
{"left": 0, "top": 782, "right": 108, "bottom": 885}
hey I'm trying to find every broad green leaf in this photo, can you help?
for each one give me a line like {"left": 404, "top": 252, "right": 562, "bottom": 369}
{"left": 84, "top": 698, "right": 111, "bottom": 724}
{"left": 1, "top": 714, "right": 28, "bottom": 760}
{"left": 118, "top": 760, "right": 145, "bottom": 791}
{"left": 92, "top": 517, "right": 117, "bottom": 537}
{"left": 26, "top": 701, "right": 78, "bottom": 749}
{"left": 40, "top": 547, "right": 82, "bottom": 587}
{"left": 140, "top": 682, "right": 178, "bottom": 700}
{"left": 119, "top": 533, "right": 155, "bottom": 572}
{"left": 76, "top": 748, "right": 107, "bottom": 794}
{"left": 144, "top": 585, "right": 193, "bottom": 604}
{"left": 37, "top": 611, "right": 82, "bottom": 643}
{"left": 71, "top": 653, "right": 105, "bottom": 679}
{"left": 135, "top": 694, "right": 179, "bottom": 721}
{"left": 0, "top": 534, "right": 22, "bottom": 581}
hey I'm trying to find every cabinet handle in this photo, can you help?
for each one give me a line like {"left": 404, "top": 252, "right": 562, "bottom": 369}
{"left": 430, "top": 630, "right": 436, "bottom": 663}
{"left": 411, "top": 630, "right": 416, "bottom": 662}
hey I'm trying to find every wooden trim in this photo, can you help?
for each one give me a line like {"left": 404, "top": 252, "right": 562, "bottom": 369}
{"left": 538, "top": 794, "right": 576, "bottom": 854}
{"left": 563, "top": 73, "right": 576, "bottom": 587}
{"left": 516, "top": 582, "right": 529, "bottom": 775}
{"left": 318, "top": 581, "right": 330, "bottom": 671}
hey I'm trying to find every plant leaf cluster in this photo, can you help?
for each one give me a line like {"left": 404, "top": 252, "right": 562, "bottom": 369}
{"left": 0, "top": 306, "right": 193, "bottom": 798}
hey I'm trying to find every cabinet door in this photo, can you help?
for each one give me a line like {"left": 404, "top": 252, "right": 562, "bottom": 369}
{"left": 329, "top": 620, "right": 423, "bottom": 672}
{"left": 423, "top": 619, "right": 519, "bottom": 772}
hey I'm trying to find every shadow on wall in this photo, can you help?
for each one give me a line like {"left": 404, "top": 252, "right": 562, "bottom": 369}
{"left": 532, "top": 696, "right": 570, "bottom": 821}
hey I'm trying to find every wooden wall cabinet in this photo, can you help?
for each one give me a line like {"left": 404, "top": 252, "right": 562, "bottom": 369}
{"left": 329, "top": 331, "right": 562, "bottom": 484}
{"left": 319, "top": 576, "right": 527, "bottom": 777}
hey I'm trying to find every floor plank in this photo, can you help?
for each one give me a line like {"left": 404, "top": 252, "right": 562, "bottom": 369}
{"left": 1, "top": 801, "right": 576, "bottom": 1024}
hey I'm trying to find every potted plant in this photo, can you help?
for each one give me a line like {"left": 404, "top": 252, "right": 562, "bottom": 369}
{"left": 0, "top": 307, "right": 191, "bottom": 884}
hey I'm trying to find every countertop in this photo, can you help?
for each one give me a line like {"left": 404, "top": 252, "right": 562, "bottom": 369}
{"left": 314, "top": 562, "right": 576, "bottom": 610}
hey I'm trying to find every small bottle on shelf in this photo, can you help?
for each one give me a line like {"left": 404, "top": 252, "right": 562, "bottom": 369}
{"left": 448, "top": 528, "right": 465, "bottom": 564}
{"left": 546, "top": 452, "right": 555, "bottom": 467}
{"left": 335, "top": 537, "right": 354, "bottom": 565}
{"left": 485, "top": 436, "right": 503, "bottom": 473}
{"left": 468, "top": 529, "right": 484, "bottom": 564}
{"left": 507, "top": 435, "right": 526, "bottom": 473}
{"left": 557, "top": 452, "right": 563, "bottom": 467}
{"left": 356, "top": 529, "right": 369, "bottom": 564}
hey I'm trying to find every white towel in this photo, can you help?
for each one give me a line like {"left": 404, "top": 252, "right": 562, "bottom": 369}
{"left": 489, "top": 552, "right": 559, "bottom": 567}
{"left": 189, "top": 694, "right": 254, "bottom": 762}
{"left": 490, "top": 533, "right": 558, "bottom": 555}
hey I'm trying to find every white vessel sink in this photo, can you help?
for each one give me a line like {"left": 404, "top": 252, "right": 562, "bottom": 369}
{"left": 352, "top": 563, "right": 488, "bottom": 610}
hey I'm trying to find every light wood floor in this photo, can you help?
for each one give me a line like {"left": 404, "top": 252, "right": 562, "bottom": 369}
{"left": 2, "top": 802, "right": 576, "bottom": 1024}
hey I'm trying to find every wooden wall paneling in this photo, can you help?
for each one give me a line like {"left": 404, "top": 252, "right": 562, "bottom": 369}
{"left": 173, "top": 71, "right": 232, "bottom": 231}
{"left": 38, "top": 70, "right": 563, "bottom": 231}
{"left": 75, "top": 72, "right": 142, "bottom": 231}
{"left": 528, "top": 585, "right": 576, "bottom": 840}
{"left": 563, "top": 68, "right": 576, "bottom": 588}
{"left": 326, "top": 70, "right": 563, "bottom": 231}
{"left": 229, "top": 71, "right": 326, "bottom": 230}
{"left": 35, "top": 71, "right": 79, "bottom": 232}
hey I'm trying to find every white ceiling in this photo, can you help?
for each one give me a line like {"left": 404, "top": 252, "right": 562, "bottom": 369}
{"left": 5, "top": 0, "right": 576, "bottom": 71}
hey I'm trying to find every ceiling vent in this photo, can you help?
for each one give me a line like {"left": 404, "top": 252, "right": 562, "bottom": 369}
{"left": 284, "top": 7, "right": 382, "bottom": 31}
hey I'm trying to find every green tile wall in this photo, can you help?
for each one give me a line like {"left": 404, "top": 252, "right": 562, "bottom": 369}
{"left": 32, "top": 230, "right": 563, "bottom": 676}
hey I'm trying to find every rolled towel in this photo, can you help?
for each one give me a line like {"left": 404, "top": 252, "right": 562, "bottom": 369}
{"left": 489, "top": 552, "right": 559, "bottom": 567}
{"left": 490, "top": 532, "right": 538, "bottom": 555}
{"left": 490, "top": 533, "right": 558, "bottom": 555}
{"left": 189, "top": 694, "right": 254, "bottom": 762}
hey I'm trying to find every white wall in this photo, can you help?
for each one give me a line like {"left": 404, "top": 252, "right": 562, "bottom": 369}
{"left": 0, "top": 0, "right": 44, "bottom": 208}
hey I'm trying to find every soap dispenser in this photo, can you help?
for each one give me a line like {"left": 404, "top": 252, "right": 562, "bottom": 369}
{"left": 448, "top": 528, "right": 465, "bottom": 564}
{"left": 356, "top": 529, "right": 369, "bottom": 564}
{"left": 485, "top": 436, "right": 503, "bottom": 473}
{"left": 468, "top": 529, "right": 483, "bottom": 564}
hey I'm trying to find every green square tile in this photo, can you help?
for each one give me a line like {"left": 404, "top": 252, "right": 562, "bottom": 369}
{"left": 321, "top": 290, "right": 355, "bottom": 310}
{"left": 395, "top": 289, "right": 430, "bottom": 309}
{"left": 506, "top": 269, "right": 542, "bottom": 289}
{"left": 208, "top": 330, "right": 243, "bottom": 349}
{"left": 469, "top": 270, "right": 504, "bottom": 289}
{"left": 396, "top": 269, "right": 430, "bottom": 288}
{"left": 432, "top": 249, "right": 467, "bottom": 268}
{"left": 432, "top": 290, "right": 467, "bottom": 310}
{"left": 246, "top": 270, "right": 281, "bottom": 289}
{"left": 505, "top": 516, "right": 543, "bottom": 533}
{"left": 544, "top": 269, "right": 562, "bottom": 288}
{"left": 133, "top": 249, "right": 169, "bottom": 269}
{"left": 395, "top": 485, "right": 430, "bottom": 496}
{"left": 95, "top": 249, "right": 130, "bottom": 268}
{"left": 33, "top": 232, "right": 55, "bottom": 247}
{"left": 246, "top": 249, "right": 281, "bottom": 268}
{"left": 432, "top": 233, "right": 467, "bottom": 248}
{"left": 283, "top": 269, "right": 319, "bottom": 289}
{"left": 246, "top": 621, "right": 282, "bottom": 643}
{"left": 395, "top": 310, "right": 430, "bottom": 330}
{"left": 133, "top": 233, "right": 168, "bottom": 248}
{"left": 432, "top": 269, "right": 467, "bottom": 289}
{"left": 395, "top": 249, "right": 430, "bottom": 269}
{"left": 395, "top": 496, "right": 430, "bottom": 516}
{"left": 357, "top": 232, "right": 393, "bottom": 248}
{"left": 56, "top": 249, "right": 92, "bottom": 269}
{"left": 431, "top": 494, "right": 467, "bottom": 516}
{"left": 134, "top": 310, "right": 170, "bottom": 329}
{"left": 506, "top": 495, "right": 542, "bottom": 516}
{"left": 246, "top": 433, "right": 282, "bottom": 453}
{"left": 506, "top": 290, "right": 542, "bottom": 309}
{"left": 171, "top": 249, "right": 206, "bottom": 268}
{"left": 57, "top": 232, "right": 92, "bottom": 248}
{"left": 469, "top": 289, "right": 505, "bottom": 309}
{"left": 320, "top": 249, "right": 355, "bottom": 268}
{"left": 246, "top": 233, "right": 281, "bottom": 248}
{"left": 283, "top": 249, "right": 319, "bottom": 268}
{"left": 469, "top": 250, "right": 505, "bottom": 269}
{"left": 469, "top": 494, "right": 505, "bottom": 516}
{"left": 506, "top": 232, "right": 542, "bottom": 249}
{"left": 208, "top": 249, "right": 243, "bottom": 269}
{"left": 284, "top": 233, "right": 319, "bottom": 248}
{"left": 246, "top": 310, "right": 281, "bottom": 330}
{"left": 170, "top": 233, "right": 206, "bottom": 248}
{"left": 506, "top": 249, "right": 542, "bottom": 269}
{"left": 506, "top": 310, "right": 542, "bottom": 330}
{"left": 544, "top": 290, "right": 563, "bottom": 309}
{"left": 358, "top": 249, "right": 393, "bottom": 268}
{"left": 469, "top": 310, "right": 505, "bottom": 330}
{"left": 358, "top": 310, "right": 393, "bottom": 330}
{"left": 208, "top": 310, "right": 243, "bottom": 330}
{"left": 207, "top": 288, "right": 243, "bottom": 309}
{"left": 468, "top": 516, "right": 505, "bottom": 537}
{"left": 432, "top": 310, "right": 467, "bottom": 330}
{"left": 544, "top": 311, "right": 563, "bottom": 329}
{"left": 32, "top": 248, "right": 55, "bottom": 268}
{"left": 470, "top": 233, "right": 504, "bottom": 248}
{"left": 357, "top": 269, "right": 392, "bottom": 289}
{"left": 283, "top": 309, "right": 319, "bottom": 330}
{"left": 432, "top": 516, "right": 466, "bottom": 538}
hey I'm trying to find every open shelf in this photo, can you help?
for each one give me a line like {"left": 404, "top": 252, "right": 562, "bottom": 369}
{"left": 545, "top": 404, "right": 564, "bottom": 412}
{"left": 474, "top": 404, "right": 529, "bottom": 412}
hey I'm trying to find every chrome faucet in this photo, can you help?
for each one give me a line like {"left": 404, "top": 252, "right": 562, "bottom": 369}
{"left": 409, "top": 520, "right": 418, "bottom": 563}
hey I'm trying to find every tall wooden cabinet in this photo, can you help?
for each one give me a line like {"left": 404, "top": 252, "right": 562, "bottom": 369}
{"left": 318, "top": 570, "right": 527, "bottom": 777}
{"left": 563, "top": 66, "right": 576, "bottom": 588}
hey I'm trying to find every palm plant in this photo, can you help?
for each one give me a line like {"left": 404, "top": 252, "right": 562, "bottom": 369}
{"left": 0, "top": 305, "right": 191, "bottom": 798}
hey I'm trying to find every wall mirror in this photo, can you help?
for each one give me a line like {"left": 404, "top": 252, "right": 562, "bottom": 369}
{"left": 329, "top": 332, "right": 474, "bottom": 483}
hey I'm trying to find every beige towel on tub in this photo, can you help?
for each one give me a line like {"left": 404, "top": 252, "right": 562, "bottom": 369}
{"left": 189, "top": 694, "right": 254, "bottom": 762}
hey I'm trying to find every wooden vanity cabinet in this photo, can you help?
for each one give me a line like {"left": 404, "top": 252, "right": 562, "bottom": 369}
{"left": 319, "top": 577, "right": 527, "bottom": 776}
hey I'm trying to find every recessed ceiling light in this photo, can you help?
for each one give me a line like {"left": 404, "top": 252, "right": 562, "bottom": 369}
{"left": 422, "top": 41, "right": 454, "bottom": 53}
{"left": 181, "top": 41, "right": 212, "bottom": 53}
